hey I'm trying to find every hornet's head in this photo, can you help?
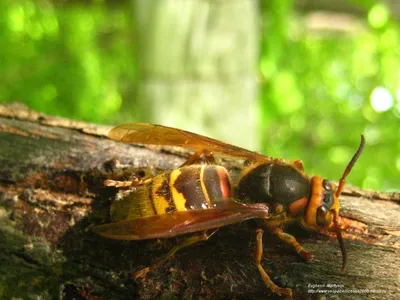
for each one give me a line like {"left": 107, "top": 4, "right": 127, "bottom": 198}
{"left": 303, "top": 135, "right": 365, "bottom": 272}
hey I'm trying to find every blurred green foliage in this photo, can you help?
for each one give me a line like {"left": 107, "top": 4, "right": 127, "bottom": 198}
{"left": 261, "top": 0, "right": 399, "bottom": 192}
{"left": 0, "top": 0, "right": 137, "bottom": 123}
{"left": 0, "top": 0, "right": 399, "bottom": 191}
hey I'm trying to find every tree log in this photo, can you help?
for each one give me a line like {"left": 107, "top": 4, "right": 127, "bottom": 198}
{"left": 0, "top": 103, "right": 399, "bottom": 299}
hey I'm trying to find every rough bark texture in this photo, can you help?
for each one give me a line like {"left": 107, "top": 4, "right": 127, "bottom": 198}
{"left": 0, "top": 103, "right": 399, "bottom": 300}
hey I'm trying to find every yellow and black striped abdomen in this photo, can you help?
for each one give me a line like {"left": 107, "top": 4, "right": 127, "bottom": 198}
{"left": 111, "top": 165, "right": 232, "bottom": 221}
{"left": 170, "top": 165, "right": 231, "bottom": 211}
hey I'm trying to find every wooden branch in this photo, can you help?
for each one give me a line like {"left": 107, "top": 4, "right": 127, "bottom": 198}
{"left": 0, "top": 103, "right": 399, "bottom": 299}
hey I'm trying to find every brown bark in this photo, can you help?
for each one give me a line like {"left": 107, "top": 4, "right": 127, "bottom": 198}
{"left": 0, "top": 103, "right": 399, "bottom": 300}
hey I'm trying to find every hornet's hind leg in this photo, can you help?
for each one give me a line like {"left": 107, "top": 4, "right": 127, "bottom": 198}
{"left": 133, "top": 229, "right": 218, "bottom": 280}
{"left": 180, "top": 149, "right": 216, "bottom": 167}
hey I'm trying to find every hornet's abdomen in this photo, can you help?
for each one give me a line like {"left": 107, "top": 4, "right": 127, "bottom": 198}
{"left": 236, "top": 163, "right": 310, "bottom": 208}
{"left": 111, "top": 165, "right": 231, "bottom": 221}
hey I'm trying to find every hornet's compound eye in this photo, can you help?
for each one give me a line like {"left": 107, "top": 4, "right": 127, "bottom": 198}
{"left": 322, "top": 179, "right": 334, "bottom": 207}
{"left": 322, "top": 179, "right": 332, "bottom": 191}
{"left": 316, "top": 205, "right": 333, "bottom": 227}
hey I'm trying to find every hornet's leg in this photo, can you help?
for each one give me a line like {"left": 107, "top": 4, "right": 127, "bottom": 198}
{"left": 133, "top": 229, "right": 218, "bottom": 280}
{"left": 180, "top": 149, "right": 216, "bottom": 167}
{"left": 255, "top": 229, "right": 293, "bottom": 297}
{"left": 104, "top": 177, "right": 153, "bottom": 188}
{"left": 271, "top": 227, "right": 313, "bottom": 261}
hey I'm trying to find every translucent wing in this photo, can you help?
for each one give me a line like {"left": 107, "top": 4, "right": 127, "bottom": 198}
{"left": 108, "top": 123, "right": 270, "bottom": 161}
{"left": 92, "top": 201, "right": 270, "bottom": 240}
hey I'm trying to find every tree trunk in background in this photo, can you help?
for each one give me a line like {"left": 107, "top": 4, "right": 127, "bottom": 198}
{"left": 1, "top": 104, "right": 399, "bottom": 299}
{"left": 133, "top": 0, "right": 260, "bottom": 151}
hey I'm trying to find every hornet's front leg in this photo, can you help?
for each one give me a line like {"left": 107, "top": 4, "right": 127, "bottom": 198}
{"left": 271, "top": 227, "right": 313, "bottom": 261}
